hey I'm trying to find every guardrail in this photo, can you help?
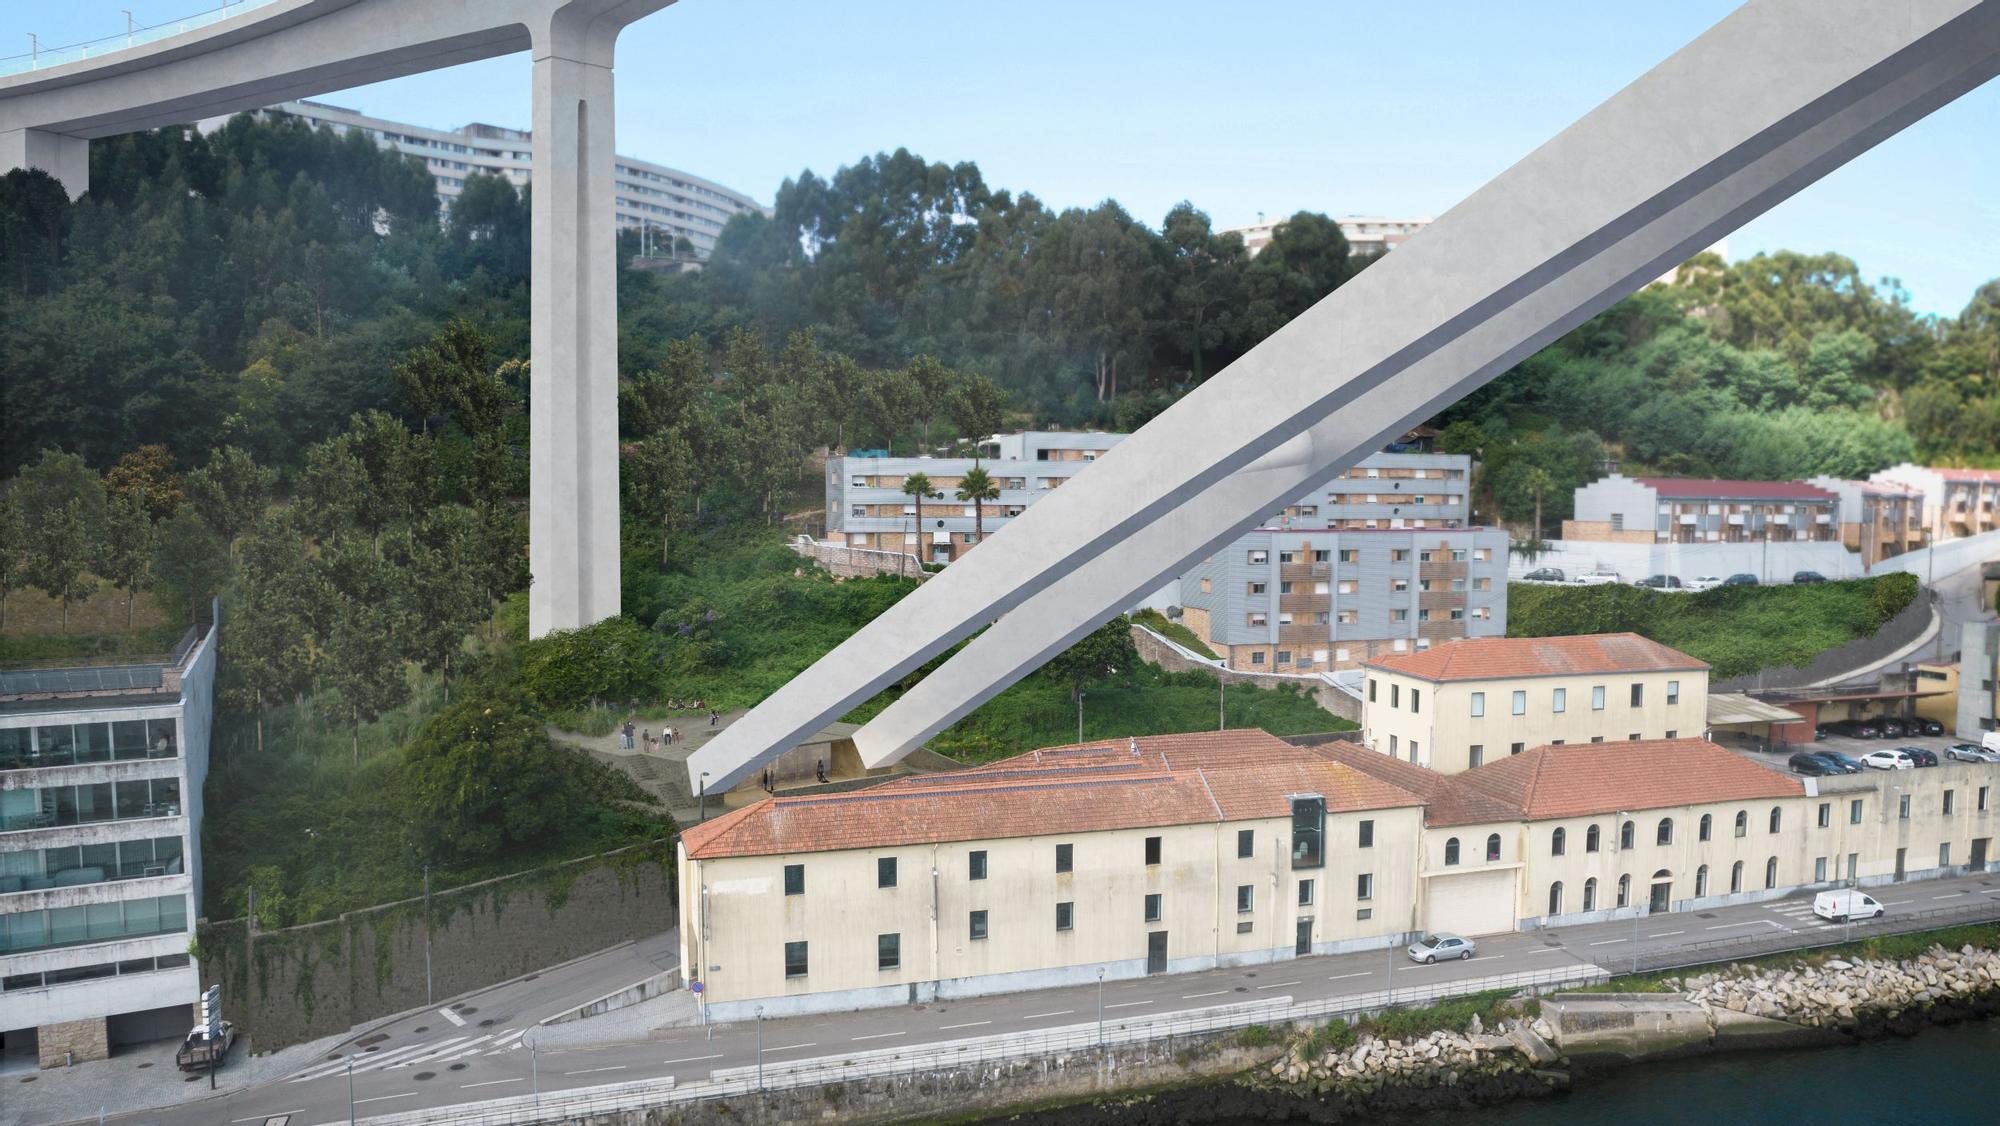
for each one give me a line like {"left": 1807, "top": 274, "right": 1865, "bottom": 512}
{"left": 1629, "top": 896, "right": 2000, "bottom": 976}
{"left": 1, "top": 1, "right": 284, "bottom": 77}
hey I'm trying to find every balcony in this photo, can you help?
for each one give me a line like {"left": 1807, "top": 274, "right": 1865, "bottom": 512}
{"left": 0, "top": 780, "right": 181, "bottom": 834}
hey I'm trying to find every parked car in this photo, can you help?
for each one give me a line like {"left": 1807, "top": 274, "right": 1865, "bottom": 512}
{"left": 1407, "top": 933, "right": 1476, "bottom": 963}
{"left": 1877, "top": 718, "right": 1906, "bottom": 739}
{"left": 1901, "top": 746, "right": 1938, "bottom": 767}
{"left": 1633, "top": 574, "right": 1686, "bottom": 591}
{"left": 1519, "top": 567, "right": 1566, "bottom": 584}
{"left": 1811, "top": 725, "right": 1829, "bottom": 741}
{"left": 176, "top": 1022, "right": 235, "bottom": 1072}
{"left": 1814, "top": 751, "right": 1864, "bottom": 774}
{"left": 1687, "top": 574, "right": 1724, "bottom": 592}
{"left": 1788, "top": 752, "right": 1837, "bottom": 776}
{"left": 1813, "top": 889, "right": 1884, "bottom": 923}
{"left": 1722, "top": 573, "right": 1761, "bottom": 586}
{"left": 1860, "top": 749, "right": 1915, "bottom": 770}
{"left": 1571, "top": 570, "right": 1622, "bottom": 586}
{"left": 1916, "top": 718, "right": 1945, "bottom": 736}
{"left": 1792, "top": 570, "right": 1829, "bottom": 584}
{"left": 1945, "top": 743, "right": 2000, "bottom": 763}
{"left": 1828, "top": 719, "right": 1879, "bottom": 739}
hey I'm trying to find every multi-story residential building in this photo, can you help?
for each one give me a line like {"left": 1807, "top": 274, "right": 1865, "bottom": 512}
{"left": 677, "top": 728, "right": 1997, "bottom": 1018}
{"left": 1868, "top": 464, "right": 2000, "bottom": 543}
{"left": 1, "top": 620, "right": 216, "bottom": 1068}
{"left": 1957, "top": 622, "right": 1999, "bottom": 740}
{"left": 1806, "top": 476, "right": 1928, "bottom": 567}
{"left": 1563, "top": 475, "right": 1839, "bottom": 544}
{"left": 1225, "top": 216, "right": 1433, "bottom": 258}
{"left": 1178, "top": 527, "right": 1508, "bottom": 673}
{"left": 1357, "top": 634, "right": 1710, "bottom": 773}
{"left": 199, "top": 100, "right": 763, "bottom": 258}
{"left": 1273, "top": 450, "right": 1473, "bottom": 529}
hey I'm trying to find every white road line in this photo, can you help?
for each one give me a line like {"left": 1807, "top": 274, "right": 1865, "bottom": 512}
{"left": 761, "top": 1042, "right": 818, "bottom": 1053}
{"left": 1706, "top": 920, "right": 1772, "bottom": 931}
{"left": 392, "top": 1033, "right": 496, "bottom": 1067}
{"left": 461, "top": 1078, "right": 524, "bottom": 1089}
{"left": 438, "top": 1007, "right": 468, "bottom": 1027}
{"left": 1588, "top": 939, "right": 1625, "bottom": 946}
{"left": 1649, "top": 930, "right": 1686, "bottom": 938}
{"left": 1106, "top": 1000, "right": 1152, "bottom": 1009}
{"left": 850, "top": 1031, "right": 905, "bottom": 1041}
{"left": 1519, "top": 947, "right": 1566, "bottom": 956}
{"left": 938, "top": 1020, "right": 991, "bottom": 1030}
{"left": 232, "top": 1113, "right": 302, "bottom": 1123}
{"left": 1254, "top": 980, "right": 1301, "bottom": 990}
{"left": 1474, "top": 955, "right": 1503, "bottom": 961}
{"left": 1882, "top": 900, "right": 1914, "bottom": 906}
{"left": 1183, "top": 989, "right": 1231, "bottom": 998}
{"left": 1021, "top": 1011, "right": 1074, "bottom": 1020}
{"left": 662, "top": 1053, "right": 725, "bottom": 1064}
{"left": 354, "top": 1093, "right": 419, "bottom": 1104}
{"left": 1327, "top": 971, "right": 1372, "bottom": 981}
{"left": 1933, "top": 892, "right": 1969, "bottom": 899}
{"left": 565, "top": 1065, "right": 627, "bottom": 1075}
{"left": 288, "top": 1040, "right": 462, "bottom": 1082}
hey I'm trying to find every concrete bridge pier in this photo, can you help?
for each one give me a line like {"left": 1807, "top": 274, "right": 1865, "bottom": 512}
{"left": 0, "top": 127, "right": 88, "bottom": 199}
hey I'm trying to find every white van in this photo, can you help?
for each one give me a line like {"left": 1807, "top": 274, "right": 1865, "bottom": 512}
{"left": 1982, "top": 731, "right": 2000, "bottom": 755}
{"left": 1812, "top": 889, "right": 1883, "bottom": 923}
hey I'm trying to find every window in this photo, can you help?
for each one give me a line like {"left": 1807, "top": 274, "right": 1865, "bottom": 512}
{"left": 1665, "top": 730, "right": 1677, "bottom": 739}
{"left": 1549, "top": 882, "right": 1564, "bottom": 915}
{"left": 1277, "top": 649, "right": 1292, "bottom": 665}
{"left": 1144, "top": 893, "right": 1162, "bottom": 923}
{"left": 1486, "top": 833, "right": 1502, "bottom": 862}
{"left": 1734, "top": 811, "right": 1748, "bottom": 838}
{"left": 1368, "top": 679, "right": 1377, "bottom": 703}
{"left": 969, "top": 850, "right": 988, "bottom": 880}
{"left": 1298, "top": 879, "right": 1315, "bottom": 906}
{"left": 1584, "top": 877, "right": 1599, "bottom": 911}
{"left": 1619, "top": 820, "right": 1635, "bottom": 849}
{"left": 1631, "top": 684, "right": 1644, "bottom": 707}
{"left": 1817, "top": 802, "right": 1831, "bottom": 828}
{"left": 1391, "top": 684, "right": 1400, "bottom": 708}
{"left": 1617, "top": 874, "right": 1631, "bottom": 907}
{"left": 1390, "top": 735, "right": 1399, "bottom": 756}
{"left": 1940, "top": 843, "right": 1952, "bottom": 868}
{"left": 1850, "top": 799, "right": 1864, "bottom": 825}
{"left": 1695, "top": 865, "right": 1708, "bottom": 898}
{"left": 1510, "top": 742, "right": 1525, "bottom": 756}
{"left": 784, "top": 940, "right": 809, "bottom": 978}
{"left": 1056, "top": 843, "right": 1073, "bottom": 873}
{"left": 1768, "top": 807, "right": 1782, "bottom": 834}
{"left": 1981, "top": 786, "right": 1990, "bottom": 812}
{"left": 878, "top": 857, "right": 898, "bottom": 888}
{"left": 1358, "top": 819, "right": 1374, "bottom": 848}
{"left": 1586, "top": 825, "right": 1601, "bottom": 852}
{"left": 1730, "top": 860, "right": 1744, "bottom": 893}
{"left": 1292, "top": 795, "right": 1326, "bottom": 868}
{"left": 1356, "top": 873, "right": 1373, "bottom": 901}
{"left": 1144, "top": 836, "right": 1162, "bottom": 865}
{"left": 878, "top": 933, "right": 901, "bottom": 970}
{"left": 1814, "top": 857, "right": 1828, "bottom": 882}
{"left": 1552, "top": 688, "right": 1566, "bottom": 713}
{"left": 1551, "top": 827, "right": 1566, "bottom": 856}
{"left": 1511, "top": 690, "right": 1526, "bottom": 716}
{"left": 1411, "top": 689, "right": 1422, "bottom": 713}
{"left": 1409, "top": 740, "right": 1421, "bottom": 764}
{"left": 1251, "top": 651, "right": 1266, "bottom": 665}
{"left": 1629, "top": 733, "right": 1641, "bottom": 741}
{"left": 1899, "top": 794, "right": 1911, "bottom": 820}
{"left": 1764, "top": 858, "right": 1779, "bottom": 889}
{"left": 1236, "top": 884, "right": 1254, "bottom": 913}
{"left": 1944, "top": 789, "right": 1956, "bottom": 815}
{"left": 783, "top": 863, "right": 805, "bottom": 896}
{"left": 1470, "top": 692, "right": 1485, "bottom": 717}
{"left": 1591, "top": 685, "right": 1606, "bottom": 711}
{"left": 1444, "top": 837, "right": 1461, "bottom": 866}
{"left": 1657, "top": 818, "right": 1674, "bottom": 845}
{"left": 1469, "top": 744, "right": 1484, "bottom": 768}
{"left": 1698, "top": 814, "right": 1712, "bottom": 841}
{"left": 1056, "top": 902, "right": 1074, "bottom": 931}
{"left": 1237, "top": 829, "right": 1254, "bottom": 858}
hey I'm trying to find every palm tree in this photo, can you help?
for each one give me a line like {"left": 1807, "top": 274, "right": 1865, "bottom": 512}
{"left": 901, "top": 471, "right": 940, "bottom": 570}
{"left": 1523, "top": 466, "right": 1554, "bottom": 544}
{"left": 955, "top": 463, "right": 1001, "bottom": 551}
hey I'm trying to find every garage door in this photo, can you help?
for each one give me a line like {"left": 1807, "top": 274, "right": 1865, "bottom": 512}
{"left": 1423, "top": 869, "right": 1517, "bottom": 937}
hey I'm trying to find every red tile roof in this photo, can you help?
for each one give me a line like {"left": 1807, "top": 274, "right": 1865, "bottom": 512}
{"left": 1426, "top": 739, "right": 1803, "bottom": 826}
{"left": 1362, "top": 633, "right": 1706, "bottom": 681}
{"left": 1934, "top": 467, "right": 2000, "bottom": 482}
{"left": 1635, "top": 477, "right": 1837, "bottom": 501}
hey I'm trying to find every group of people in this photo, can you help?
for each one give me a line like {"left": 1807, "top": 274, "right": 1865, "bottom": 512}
{"left": 618, "top": 706, "right": 723, "bottom": 751}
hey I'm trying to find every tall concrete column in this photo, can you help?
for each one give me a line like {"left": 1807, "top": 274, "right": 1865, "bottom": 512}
{"left": 527, "top": 33, "right": 621, "bottom": 637}
{"left": 0, "top": 127, "right": 88, "bottom": 199}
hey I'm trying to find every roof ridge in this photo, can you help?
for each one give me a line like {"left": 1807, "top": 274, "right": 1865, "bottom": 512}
{"left": 1195, "top": 766, "right": 1223, "bottom": 821}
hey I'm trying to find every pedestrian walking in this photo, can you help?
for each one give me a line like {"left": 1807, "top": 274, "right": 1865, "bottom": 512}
{"left": 709, "top": 709, "right": 719, "bottom": 727}
{"left": 621, "top": 720, "right": 635, "bottom": 749}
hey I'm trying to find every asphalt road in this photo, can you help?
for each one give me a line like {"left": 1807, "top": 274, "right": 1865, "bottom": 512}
{"left": 80, "top": 871, "right": 2000, "bottom": 1126}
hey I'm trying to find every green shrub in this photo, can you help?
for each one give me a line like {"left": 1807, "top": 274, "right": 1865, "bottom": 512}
{"left": 1236, "top": 1024, "right": 1278, "bottom": 1048}
{"left": 518, "top": 616, "right": 660, "bottom": 710}
{"left": 1133, "top": 608, "right": 1220, "bottom": 660}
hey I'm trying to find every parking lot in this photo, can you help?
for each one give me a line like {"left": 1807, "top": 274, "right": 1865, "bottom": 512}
{"left": 1714, "top": 728, "right": 1999, "bottom": 780}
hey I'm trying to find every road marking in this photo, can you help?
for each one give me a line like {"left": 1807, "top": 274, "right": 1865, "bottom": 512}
{"left": 1022, "top": 1011, "right": 1075, "bottom": 1020}
{"left": 287, "top": 1039, "right": 465, "bottom": 1082}
{"left": 1882, "top": 900, "right": 1914, "bottom": 906}
{"left": 438, "top": 1007, "right": 468, "bottom": 1027}
{"left": 392, "top": 1033, "right": 495, "bottom": 1067}
{"left": 1649, "top": 930, "right": 1686, "bottom": 938}
{"left": 565, "top": 1065, "right": 627, "bottom": 1075}
{"left": 1933, "top": 892, "right": 1969, "bottom": 899}
{"left": 354, "top": 1093, "right": 419, "bottom": 1104}
{"left": 850, "top": 1031, "right": 905, "bottom": 1041}
{"left": 1706, "top": 920, "right": 1775, "bottom": 931}
{"left": 1588, "top": 939, "right": 1625, "bottom": 946}
{"left": 662, "top": 1053, "right": 725, "bottom": 1064}
{"left": 938, "top": 1021, "right": 991, "bottom": 1031}
{"left": 1518, "top": 947, "right": 1565, "bottom": 956}
{"left": 1106, "top": 1000, "right": 1152, "bottom": 1009}
{"left": 1183, "top": 989, "right": 1231, "bottom": 998}
{"left": 1327, "top": 972, "right": 1372, "bottom": 981}
{"left": 232, "top": 1114, "right": 302, "bottom": 1123}
{"left": 1254, "top": 980, "right": 1301, "bottom": 990}
{"left": 461, "top": 1078, "right": 523, "bottom": 1089}
{"left": 761, "top": 1042, "right": 818, "bottom": 1053}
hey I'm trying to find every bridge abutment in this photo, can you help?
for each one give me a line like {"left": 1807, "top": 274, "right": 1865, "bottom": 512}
{"left": 1, "top": 127, "right": 87, "bottom": 198}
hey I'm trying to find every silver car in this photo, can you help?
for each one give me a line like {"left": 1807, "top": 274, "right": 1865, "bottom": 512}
{"left": 1407, "top": 933, "right": 1476, "bottom": 963}
{"left": 1945, "top": 743, "right": 2000, "bottom": 764}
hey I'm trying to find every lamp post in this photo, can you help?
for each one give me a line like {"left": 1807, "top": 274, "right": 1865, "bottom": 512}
{"left": 1096, "top": 968, "right": 1105, "bottom": 1046}
{"left": 346, "top": 1059, "right": 355, "bottom": 1124}
{"left": 699, "top": 772, "right": 710, "bottom": 823}
{"left": 1076, "top": 691, "right": 1086, "bottom": 744}
{"left": 1219, "top": 675, "right": 1226, "bottom": 731}
{"left": 755, "top": 1005, "right": 765, "bottom": 1091}
{"left": 123, "top": 11, "right": 133, "bottom": 48}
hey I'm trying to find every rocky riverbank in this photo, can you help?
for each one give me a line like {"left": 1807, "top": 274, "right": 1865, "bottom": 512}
{"left": 1674, "top": 943, "right": 2000, "bottom": 1029}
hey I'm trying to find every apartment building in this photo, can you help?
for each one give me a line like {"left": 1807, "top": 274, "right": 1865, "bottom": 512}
{"left": 1564, "top": 475, "right": 1839, "bottom": 545}
{"left": 1178, "top": 527, "right": 1508, "bottom": 673}
{"left": 676, "top": 729, "right": 1996, "bottom": 1018}
{"left": 1358, "top": 634, "right": 1710, "bottom": 773}
{"left": 1958, "top": 623, "right": 1999, "bottom": 740}
{"left": 1, "top": 620, "right": 216, "bottom": 1068}
{"left": 1868, "top": 464, "right": 2000, "bottom": 544}
{"left": 201, "top": 100, "right": 763, "bottom": 257}
{"left": 1225, "top": 216, "right": 1433, "bottom": 258}
{"left": 1806, "top": 476, "right": 1929, "bottom": 567}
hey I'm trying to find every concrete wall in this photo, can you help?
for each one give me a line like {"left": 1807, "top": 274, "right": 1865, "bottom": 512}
{"left": 194, "top": 844, "right": 674, "bottom": 1053}
{"left": 1510, "top": 538, "right": 1864, "bottom": 583}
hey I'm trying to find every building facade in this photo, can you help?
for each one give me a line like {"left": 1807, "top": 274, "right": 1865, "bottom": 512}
{"left": 1178, "top": 527, "right": 1509, "bottom": 673}
{"left": 1564, "top": 475, "right": 1840, "bottom": 545}
{"left": 1868, "top": 464, "right": 2000, "bottom": 544}
{"left": 202, "top": 100, "right": 764, "bottom": 258}
{"left": 1806, "top": 476, "right": 1928, "bottom": 567}
{"left": 1958, "top": 622, "right": 1999, "bottom": 740}
{"left": 1, "top": 621, "right": 216, "bottom": 1068}
{"left": 1225, "top": 216, "right": 1433, "bottom": 258}
{"left": 1357, "top": 634, "right": 1710, "bottom": 774}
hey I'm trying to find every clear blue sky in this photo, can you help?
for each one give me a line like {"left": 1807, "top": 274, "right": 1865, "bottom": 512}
{"left": 12, "top": 0, "right": 1996, "bottom": 315}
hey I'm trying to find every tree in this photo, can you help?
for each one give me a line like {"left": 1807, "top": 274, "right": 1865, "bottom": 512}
{"left": 955, "top": 464, "right": 1000, "bottom": 549}
{"left": 900, "top": 470, "right": 940, "bottom": 568}
{"left": 24, "top": 500, "right": 96, "bottom": 629}
{"left": 1158, "top": 202, "right": 1245, "bottom": 381}
{"left": 102, "top": 445, "right": 183, "bottom": 524}
{"left": 1042, "top": 615, "right": 1139, "bottom": 704}
{"left": 946, "top": 373, "right": 1009, "bottom": 450}
{"left": 101, "top": 492, "right": 156, "bottom": 627}
{"left": 183, "top": 446, "right": 275, "bottom": 554}
{"left": 385, "top": 506, "right": 493, "bottom": 699}
{"left": 151, "top": 510, "right": 230, "bottom": 626}
{"left": 401, "top": 694, "right": 606, "bottom": 863}
{"left": 1522, "top": 467, "right": 1553, "bottom": 543}
{"left": 0, "top": 492, "right": 24, "bottom": 631}
{"left": 322, "top": 597, "right": 410, "bottom": 765}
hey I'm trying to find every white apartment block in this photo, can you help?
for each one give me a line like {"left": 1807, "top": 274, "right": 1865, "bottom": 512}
{"left": 1226, "top": 216, "right": 1433, "bottom": 258}
{"left": 1868, "top": 464, "right": 2000, "bottom": 545}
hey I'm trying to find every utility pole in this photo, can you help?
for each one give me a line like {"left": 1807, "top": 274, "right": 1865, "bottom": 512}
{"left": 1076, "top": 691, "right": 1085, "bottom": 743}
{"left": 347, "top": 1059, "right": 355, "bottom": 1124}
{"left": 1219, "top": 674, "right": 1226, "bottom": 731}
{"left": 124, "top": 11, "right": 134, "bottom": 48}
{"left": 755, "top": 1005, "right": 765, "bottom": 1090}
{"left": 28, "top": 33, "right": 38, "bottom": 68}
{"left": 699, "top": 772, "right": 710, "bottom": 822}
{"left": 1096, "top": 968, "right": 1105, "bottom": 1045}
{"left": 423, "top": 863, "right": 433, "bottom": 1007}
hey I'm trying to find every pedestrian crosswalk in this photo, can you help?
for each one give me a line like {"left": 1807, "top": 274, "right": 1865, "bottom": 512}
{"left": 1766, "top": 899, "right": 1821, "bottom": 922}
{"left": 286, "top": 1027, "right": 530, "bottom": 1083}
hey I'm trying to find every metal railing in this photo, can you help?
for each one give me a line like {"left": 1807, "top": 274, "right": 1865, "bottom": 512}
{"left": 1629, "top": 896, "right": 2000, "bottom": 975}
{"left": 2, "top": 1, "right": 283, "bottom": 77}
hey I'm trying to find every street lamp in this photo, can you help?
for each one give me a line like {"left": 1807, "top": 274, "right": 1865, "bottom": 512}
{"left": 755, "top": 1004, "right": 765, "bottom": 1090}
{"left": 1076, "top": 691, "right": 1086, "bottom": 743}
{"left": 1096, "top": 968, "right": 1105, "bottom": 1045}
{"left": 346, "top": 1059, "right": 355, "bottom": 1124}
{"left": 699, "top": 772, "right": 710, "bottom": 823}
{"left": 1218, "top": 675, "right": 1226, "bottom": 731}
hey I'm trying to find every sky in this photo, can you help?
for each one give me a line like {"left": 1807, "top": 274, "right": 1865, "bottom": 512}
{"left": 9, "top": 0, "right": 1996, "bottom": 316}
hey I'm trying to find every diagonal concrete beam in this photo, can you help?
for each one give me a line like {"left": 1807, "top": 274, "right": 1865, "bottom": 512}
{"left": 690, "top": 0, "right": 2000, "bottom": 793}
{"left": 847, "top": 14, "right": 2000, "bottom": 765}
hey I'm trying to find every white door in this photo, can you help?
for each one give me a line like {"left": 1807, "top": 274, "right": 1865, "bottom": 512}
{"left": 1423, "top": 870, "right": 1517, "bottom": 937}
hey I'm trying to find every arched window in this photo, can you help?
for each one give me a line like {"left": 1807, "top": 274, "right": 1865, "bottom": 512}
{"left": 1619, "top": 820, "right": 1635, "bottom": 849}
{"left": 1733, "top": 811, "right": 1747, "bottom": 838}
{"left": 1486, "top": 833, "right": 1502, "bottom": 862}
{"left": 1698, "top": 814, "right": 1713, "bottom": 842}
{"left": 1765, "top": 857, "right": 1779, "bottom": 889}
{"left": 1730, "top": 860, "right": 1744, "bottom": 893}
{"left": 1617, "top": 874, "right": 1631, "bottom": 907}
{"left": 1586, "top": 825, "right": 1601, "bottom": 852}
{"left": 1768, "top": 806, "right": 1783, "bottom": 834}
{"left": 1695, "top": 864, "right": 1709, "bottom": 898}
{"left": 1583, "top": 877, "right": 1598, "bottom": 911}
{"left": 1549, "top": 881, "right": 1563, "bottom": 915}
{"left": 1656, "top": 818, "right": 1674, "bottom": 846}
{"left": 1444, "top": 837, "right": 1460, "bottom": 866}
{"left": 1551, "top": 827, "right": 1567, "bottom": 856}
